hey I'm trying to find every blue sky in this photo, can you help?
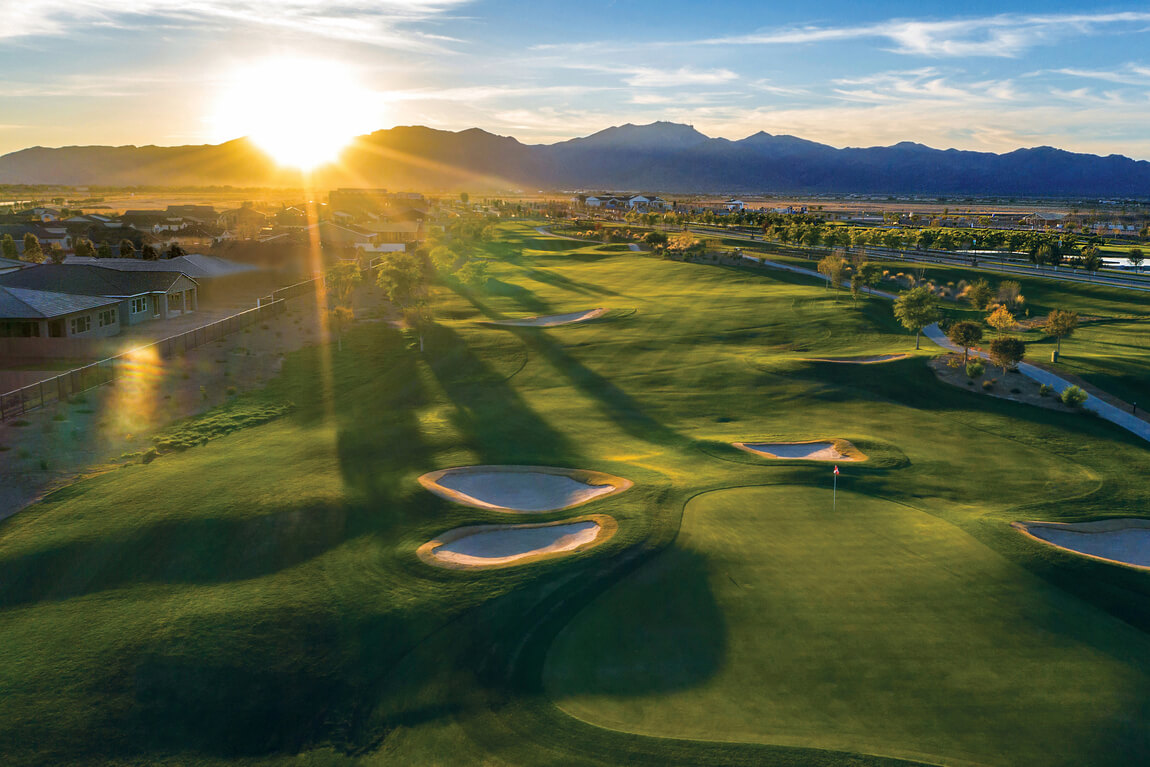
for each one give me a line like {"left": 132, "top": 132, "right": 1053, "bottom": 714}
{"left": 2, "top": 1, "right": 1150, "bottom": 159}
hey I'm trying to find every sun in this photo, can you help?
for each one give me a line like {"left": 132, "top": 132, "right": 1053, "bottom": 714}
{"left": 210, "top": 58, "right": 382, "bottom": 171}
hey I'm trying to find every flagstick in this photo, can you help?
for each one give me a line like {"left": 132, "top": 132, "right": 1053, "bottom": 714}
{"left": 833, "top": 471, "right": 837, "bottom": 511}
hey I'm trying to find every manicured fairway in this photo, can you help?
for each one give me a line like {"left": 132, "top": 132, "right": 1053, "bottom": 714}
{"left": 2, "top": 221, "right": 1150, "bottom": 766}
{"left": 546, "top": 485, "right": 1150, "bottom": 766}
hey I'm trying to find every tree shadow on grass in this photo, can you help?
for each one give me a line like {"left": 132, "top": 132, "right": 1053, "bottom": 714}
{"left": 423, "top": 323, "right": 580, "bottom": 466}
{"left": 514, "top": 330, "right": 686, "bottom": 447}
{"left": 483, "top": 279, "right": 554, "bottom": 317}
{"left": 0, "top": 499, "right": 352, "bottom": 610}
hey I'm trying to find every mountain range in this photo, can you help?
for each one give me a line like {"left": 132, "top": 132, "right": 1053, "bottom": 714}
{"left": 1, "top": 121, "right": 1148, "bottom": 197}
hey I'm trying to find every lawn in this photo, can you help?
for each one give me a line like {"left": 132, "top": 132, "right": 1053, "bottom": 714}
{"left": 2, "top": 221, "right": 1150, "bottom": 766}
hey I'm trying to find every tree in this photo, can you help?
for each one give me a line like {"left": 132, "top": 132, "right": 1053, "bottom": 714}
{"left": 166, "top": 243, "right": 186, "bottom": 259}
{"left": 996, "top": 280, "right": 1023, "bottom": 310}
{"left": 326, "top": 260, "right": 363, "bottom": 305}
{"left": 1044, "top": 309, "right": 1079, "bottom": 356}
{"left": 47, "top": 243, "right": 65, "bottom": 264}
{"left": 429, "top": 245, "right": 457, "bottom": 274}
{"left": 988, "top": 336, "right": 1026, "bottom": 375}
{"left": 851, "top": 262, "right": 882, "bottom": 301}
{"left": 947, "top": 321, "right": 983, "bottom": 365}
{"left": 329, "top": 305, "right": 354, "bottom": 352}
{"left": 817, "top": 254, "right": 847, "bottom": 294}
{"left": 965, "top": 278, "right": 993, "bottom": 309}
{"left": 376, "top": 253, "right": 430, "bottom": 350}
{"left": 986, "top": 304, "right": 1016, "bottom": 335}
{"left": 1, "top": 234, "right": 16, "bottom": 261}
{"left": 1129, "top": 247, "right": 1145, "bottom": 274}
{"left": 119, "top": 239, "right": 136, "bottom": 258}
{"left": 459, "top": 192, "right": 469, "bottom": 205}
{"left": 96, "top": 241, "right": 114, "bottom": 259}
{"left": 1082, "top": 246, "right": 1103, "bottom": 279}
{"left": 643, "top": 231, "right": 668, "bottom": 249}
{"left": 141, "top": 243, "right": 159, "bottom": 260}
{"left": 73, "top": 238, "right": 95, "bottom": 258}
{"left": 893, "top": 287, "right": 940, "bottom": 349}
{"left": 458, "top": 259, "right": 489, "bottom": 287}
{"left": 22, "top": 233, "right": 43, "bottom": 263}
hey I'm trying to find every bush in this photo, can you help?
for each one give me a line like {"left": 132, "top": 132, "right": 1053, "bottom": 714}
{"left": 982, "top": 379, "right": 996, "bottom": 390}
{"left": 1060, "top": 385, "right": 1088, "bottom": 408}
{"left": 966, "top": 361, "right": 985, "bottom": 378}
{"left": 1039, "top": 384, "right": 1054, "bottom": 397}
{"left": 1010, "top": 387, "right": 1022, "bottom": 394}
{"left": 141, "top": 447, "right": 159, "bottom": 464}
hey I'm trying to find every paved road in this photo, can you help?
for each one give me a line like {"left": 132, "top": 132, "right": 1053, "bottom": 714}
{"left": 738, "top": 254, "right": 1150, "bottom": 445}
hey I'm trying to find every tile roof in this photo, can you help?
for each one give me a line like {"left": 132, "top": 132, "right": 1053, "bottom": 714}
{"left": 0, "top": 264, "right": 193, "bottom": 297}
{"left": 0, "top": 285, "right": 119, "bottom": 319}
{"left": 65, "top": 254, "right": 259, "bottom": 279}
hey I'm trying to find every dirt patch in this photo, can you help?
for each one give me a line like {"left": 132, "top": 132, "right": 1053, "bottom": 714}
{"left": 417, "top": 514, "right": 617, "bottom": 570}
{"left": 418, "top": 465, "right": 632, "bottom": 513}
{"left": 804, "top": 354, "right": 912, "bottom": 364}
{"left": 1013, "top": 519, "right": 1150, "bottom": 570}
{"left": 484, "top": 308, "right": 606, "bottom": 327}
{"left": 929, "top": 355, "right": 1080, "bottom": 414}
{"left": 732, "top": 439, "right": 866, "bottom": 462}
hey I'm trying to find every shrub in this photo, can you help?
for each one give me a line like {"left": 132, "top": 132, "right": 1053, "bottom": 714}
{"left": 142, "top": 447, "right": 159, "bottom": 464}
{"left": 226, "top": 386, "right": 238, "bottom": 396}
{"left": 10, "top": 420, "right": 30, "bottom": 427}
{"left": 1060, "top": 385, "right": 1088, "bottom": 408}
{"left": 966, "top": 361, "right": 985, "bottom": 378}
{"left": 982, "top": 379, "right": 996, "bottom": 390}
{"left": 1039, "top": 384, "right": 1054, "bottom": 397}
{"left": 1010, "top": 387, "right": 1022, "bottom": 394}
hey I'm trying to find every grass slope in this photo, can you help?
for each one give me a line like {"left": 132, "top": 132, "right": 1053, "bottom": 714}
{"left": 1, "top": 222, "right": 1149, "bottom": 766}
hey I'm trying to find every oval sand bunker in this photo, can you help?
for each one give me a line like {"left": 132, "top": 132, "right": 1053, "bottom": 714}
{"left": 733, "top": 439, "right": 866, "bottom": 462}
{"left": 418, "top": 465, "right": 632, "bottom": 513}
{"left": 418, "top": 515, "right": 617, "bottom": 570}
{"left": 1014, "top": 519, "right": 1150, "bottom": 570}
{"left": 487, "top": 308, "right": 606, "bottom": 327}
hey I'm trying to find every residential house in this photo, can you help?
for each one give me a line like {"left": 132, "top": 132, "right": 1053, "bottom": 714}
{"left": 0, "top": 257, "right": 28, "bottom": 275}
{"left": 0, "top": 285, "right": 122, "bottom": 339}
{"left": 0, "top": 264, "right": 199, "bottom": 329}
{"left": 217, "top": 206, "right": 269, "bottom": 236}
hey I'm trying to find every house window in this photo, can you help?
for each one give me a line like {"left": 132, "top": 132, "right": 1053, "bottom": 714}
{"left": 130, "top": 297, "right": 147, "bottom": 314}
{"left": 168, "top": 291, "right": 183, "bottom": 311}
{"left": 69, "top": 315, "right": 91, "bottom": 335}
{"left": 0, "top": 320, "right": 40, "bottom": 337}
{"left": 97, "top": 309, "right": 117, "bottom": 327}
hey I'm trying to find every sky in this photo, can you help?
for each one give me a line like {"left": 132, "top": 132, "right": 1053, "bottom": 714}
{"left": 2, "top": 0, "right": 1150, "bottom": 159}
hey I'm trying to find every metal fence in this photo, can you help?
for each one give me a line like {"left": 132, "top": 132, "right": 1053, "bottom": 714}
{"left": 0, "top": 276, "right": 324, "bottom": 422}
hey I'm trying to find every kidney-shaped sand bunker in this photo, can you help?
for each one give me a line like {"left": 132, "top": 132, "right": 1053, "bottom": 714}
{"left": 418, "top": 515, "right": 617, "bottom": 570}
{"left": 1014, "top": 519, "right": 1150, "bottom": 570}
{"left": 418, "top": 465, "right": 632, "bottom": 513}
{"left": 732, "top": 439, "right": 867, "bottom": 462}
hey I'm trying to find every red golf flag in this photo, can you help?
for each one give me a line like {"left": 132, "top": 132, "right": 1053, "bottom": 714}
{"left": 834, "top": 465, "right": 840, "bottom": 475}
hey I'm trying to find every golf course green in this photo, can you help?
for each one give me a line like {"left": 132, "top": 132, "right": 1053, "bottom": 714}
{"left": 2, "top": 221, "right": 1150, "bottom": 766}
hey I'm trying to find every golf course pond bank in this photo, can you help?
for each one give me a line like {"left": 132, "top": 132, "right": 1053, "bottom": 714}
{"left": 417, "top": 515, "right": 617, "bottom": 570}
{"left": 1014, "top": 519, "right": 1150, "bottom": 570}
{"left": 418, "top": 465, "right": 632, "bottom": 513}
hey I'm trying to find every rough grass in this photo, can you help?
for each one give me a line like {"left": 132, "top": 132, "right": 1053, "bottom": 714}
{"left": 1, "top": 222, "right": 1150, "bottom": 766}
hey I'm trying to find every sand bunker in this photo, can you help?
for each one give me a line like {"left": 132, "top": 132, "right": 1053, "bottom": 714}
{"left": 418, "top": 465, "right": 632, "bottom": 513}
{"left": 805, "top": 354, "right": 911, "bottom": 364}
{"left": 733, "top": 439, "right": 866, "bottom": 462}
{"left": 1014, "top": 519, "right": 1150, "bottom": 570}
{"left": 418, "top": 515, "right": 617, "bottom": 570}
{"left": 487, "top": 308, "right": 607, "bottom": 327}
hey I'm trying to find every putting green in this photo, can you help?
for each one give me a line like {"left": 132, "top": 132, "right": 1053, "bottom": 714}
{"left": 545, "top": 485, "right": 1150, "bottom": 766}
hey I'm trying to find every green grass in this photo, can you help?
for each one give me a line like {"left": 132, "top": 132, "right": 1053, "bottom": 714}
{"left": 2, "top": 221, "right": 1150, "bottom": 766}
{"left": 547, "top": 486, "right": 1150, "bottom": 767}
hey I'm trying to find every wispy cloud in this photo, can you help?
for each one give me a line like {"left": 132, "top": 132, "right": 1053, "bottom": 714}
{"left": 623, "top": 67, "right": 738, "bottom": 87}
{"left": 708, "top": 11, "right": 1150, "bottom": 57}
{"left": 0, "top": 0, "right": 472, "bottom": 50}
{"left": 1050, "top": 64, "right": 1150, "bottom": 85}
